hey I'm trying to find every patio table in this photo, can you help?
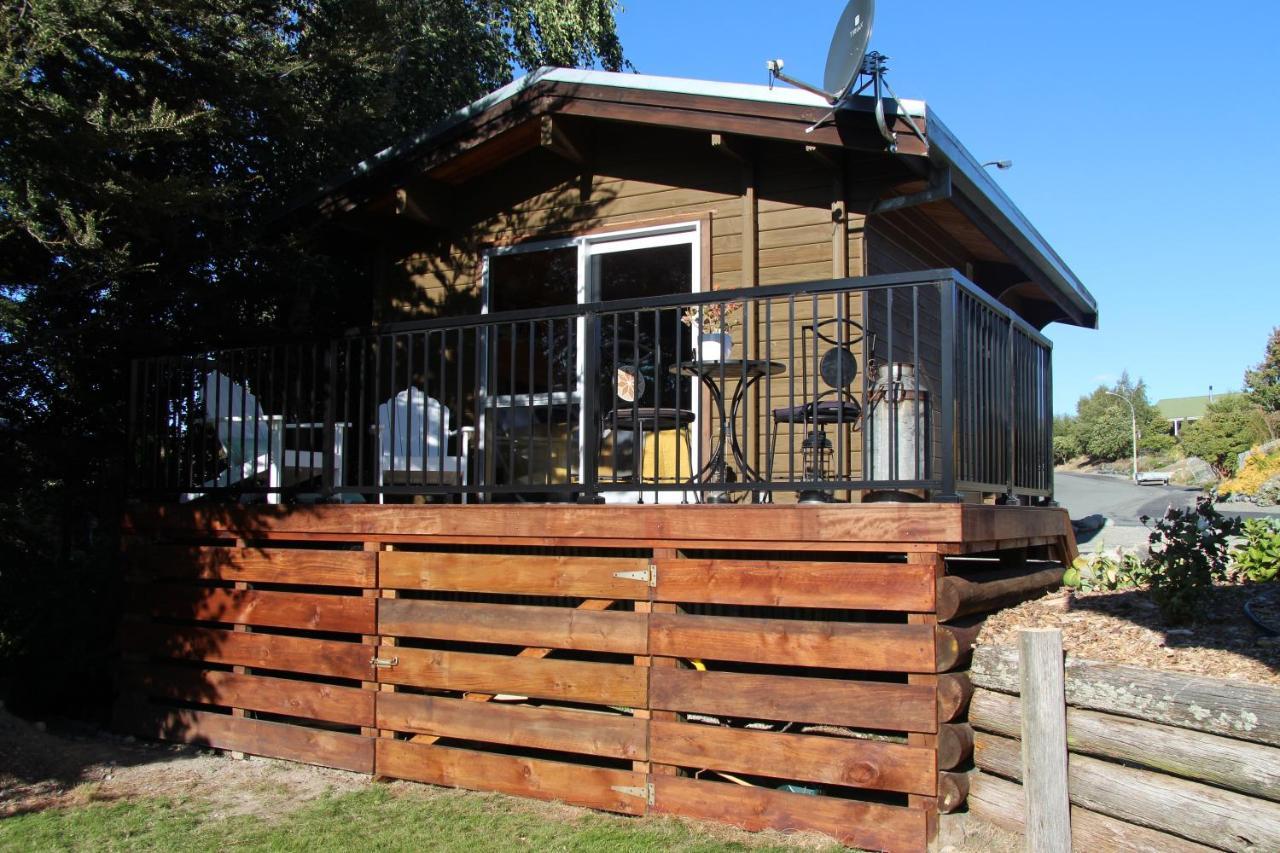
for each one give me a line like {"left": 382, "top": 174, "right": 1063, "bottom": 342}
{"left": 672, "top": 359, "right": 785, "bottom": 501}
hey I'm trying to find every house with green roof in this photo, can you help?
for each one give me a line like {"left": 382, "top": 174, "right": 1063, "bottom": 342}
{"left": 1156, "top": 392, "right": 1243, "bottom": 436}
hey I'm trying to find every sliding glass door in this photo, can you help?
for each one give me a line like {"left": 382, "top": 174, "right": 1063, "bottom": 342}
{"left": 482, "top": 224, "right": 700, "bottom": 499}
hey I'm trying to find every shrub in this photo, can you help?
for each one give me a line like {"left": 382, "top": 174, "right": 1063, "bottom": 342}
{"left": 1063, "top": 550, "right": 1149, "bottom": 592}
{"left": 1142, "top": 497, "right": 1242, "bottom": 625}
{"left": 1181, "top": 397, "right": 1271, "bottom": 476}
{"left": 1234, "top": 519, "right": 1280, "bottom": 583}
{"left": 1219, "top": 447, "right": 1280, "bottom": 496}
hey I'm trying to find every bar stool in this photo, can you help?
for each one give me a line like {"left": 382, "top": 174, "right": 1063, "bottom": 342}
{"left": 765, "top": 318, "right": 864, "bottom": 498}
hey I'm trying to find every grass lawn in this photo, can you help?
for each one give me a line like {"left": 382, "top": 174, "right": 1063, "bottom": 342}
{"left": 0, "top": 784, "right": 846, "bottom": 852}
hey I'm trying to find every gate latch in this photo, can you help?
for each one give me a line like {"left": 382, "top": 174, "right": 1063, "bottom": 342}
{"left": 370, "top": 656, "right": 399, "bottom": 669}
{"left": 612, "top": 563, "right": 657, "bottom": 587}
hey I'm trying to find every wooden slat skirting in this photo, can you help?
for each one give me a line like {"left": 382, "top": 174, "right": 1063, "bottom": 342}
{"left": 118, "top": 502, "right": 1075, "bottom": 853}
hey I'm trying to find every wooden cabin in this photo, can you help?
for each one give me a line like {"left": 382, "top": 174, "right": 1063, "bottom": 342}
{"left": 120, "top": 69, "right": 1095, "bottom": 852}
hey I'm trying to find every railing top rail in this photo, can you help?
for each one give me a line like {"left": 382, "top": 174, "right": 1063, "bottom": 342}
{"left": 127, "top": 268, "right": 1051, "bottom": 362}
{"left": 367, "top": 269, "right": 961, "bottom": 337}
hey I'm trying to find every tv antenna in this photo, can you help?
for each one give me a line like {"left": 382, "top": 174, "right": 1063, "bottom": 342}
{"left": 766, "top": 0, "right": 926, "bottom": 153}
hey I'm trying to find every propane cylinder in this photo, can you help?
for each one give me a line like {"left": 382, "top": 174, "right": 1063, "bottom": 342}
{"left": 866, "top": 363, "right": 930, "bottom": 501}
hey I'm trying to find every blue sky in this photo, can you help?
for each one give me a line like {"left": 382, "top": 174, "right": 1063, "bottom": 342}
{"left": 615, "top": 1, "right": 1280, "bottom": 413}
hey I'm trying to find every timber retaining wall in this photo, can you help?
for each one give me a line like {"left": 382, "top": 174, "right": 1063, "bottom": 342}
{"left": 968, "top": 644, "right": 1280, "bottom": 852}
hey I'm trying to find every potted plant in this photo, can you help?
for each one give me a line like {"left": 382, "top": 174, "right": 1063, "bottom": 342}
{"left": 682, "top": 300, "right": 742, "bottom": 361}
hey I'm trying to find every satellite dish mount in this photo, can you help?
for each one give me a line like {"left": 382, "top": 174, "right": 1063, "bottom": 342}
{"left": 765, "top": 0, "right": 926, "bottom": 153}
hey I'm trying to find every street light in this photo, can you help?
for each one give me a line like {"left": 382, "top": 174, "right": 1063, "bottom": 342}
{"left": 1104, "top": 390, "right": 1138, "bottom": 481}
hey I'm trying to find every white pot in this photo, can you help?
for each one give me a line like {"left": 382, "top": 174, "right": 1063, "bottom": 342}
{"left": 698, "top": 331, "right": 732, "bottom": 362}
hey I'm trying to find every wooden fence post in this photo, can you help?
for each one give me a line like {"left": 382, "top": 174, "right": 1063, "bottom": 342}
{"left": 1019, "top": 628, "right": 1070, "bottom": 853}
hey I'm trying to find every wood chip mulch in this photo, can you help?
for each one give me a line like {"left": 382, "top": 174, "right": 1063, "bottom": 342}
{"left": 976, "top": 582, "right": 1280, "bottom": 686}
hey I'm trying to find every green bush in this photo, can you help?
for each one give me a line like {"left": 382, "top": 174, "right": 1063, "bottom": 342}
{"left": 1063, "top": 550, "right": 1149, "bottom": 592}
{"left": 1142, "top": 497, "right": 1242, "bottom": 625}
{"left": 1180, "top": 396, "right": 1271, "bottom": 476}
{"left": 1234, "top": 518, "right": 1280, "bottom": 583}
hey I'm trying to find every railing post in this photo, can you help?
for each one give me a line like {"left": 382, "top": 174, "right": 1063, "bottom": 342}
{"left": 579, "top": 309, "right": 601, "bottom": 503}
{"left": 936, "top": 276, "right": 960, "bottom": 502}
{"left": 322, "top": 340, "right": 337, "bottom": 495}
{"left": 1007, "top": 318, "right": 1017, "bottom": 501}
{"left": 1045, "top": 343, "right": 1055, "bottom": 505}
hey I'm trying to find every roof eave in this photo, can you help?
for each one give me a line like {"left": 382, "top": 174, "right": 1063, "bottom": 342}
{"left": 924, "top": 112, "right": 1098, "bottom": 329}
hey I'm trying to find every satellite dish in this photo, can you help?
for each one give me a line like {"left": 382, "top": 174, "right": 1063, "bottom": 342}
{"left": 765, "top": 0, "right": 925, "bottom": 152}
{"left": 823, "top": 0, "right": 875, "bottom": 100}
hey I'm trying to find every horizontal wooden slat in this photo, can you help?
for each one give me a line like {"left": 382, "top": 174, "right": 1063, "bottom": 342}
{"left": 649, "top": 612, "right": 935, "bottom": 672}
{"left": 132, "top": 545, "right": 376, "bottom": 588}
{"left": 377, "top": 646, "right": 647, "bottom": 707}
{"left": 119, "top": 664, "right": 374, "bottom": 727}
{"left": 376, "top": 693, "right": 644, "bottom": 761}
{"left": 124, "top": 503, "right": 971, "bottom": 546}
{"left": 378, "top": 551, "right": 649, "bottom": 598}
{"left": 120, "top": 624, "right": 372, "bottom": 681}
{"left": 650, "top": 720, "right": 934, "bottom": 795}
{"left": 120, "top": 705, "right": 373, "bottom": 773}
{"left": 652, "top": 775, "right": 928, "bottom": 853}
{"left": 375, "top": 740, "right": 648, "bottom": 815}
{"left": 379, "top": 599, "right": 645, "bottom": 655}
{"left": 653, "top": 558, "right": 934, "bottom": 611}
{"left": 650, "top": 667, "right": 937, "bottom": 733}
{"left": 136, "top": 586, "right": 376, "bottom": 634}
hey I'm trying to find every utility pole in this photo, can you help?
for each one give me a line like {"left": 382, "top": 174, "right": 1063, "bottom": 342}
{"left": 1105, "top": 390, "right": 1138, "bottom": 481}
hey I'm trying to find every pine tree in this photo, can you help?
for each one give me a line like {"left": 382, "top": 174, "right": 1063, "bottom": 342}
{"left": 1244, "top": 326, "right": 1280, "bottom": 413}
{"left": 0, "top": 0, "right": 626, "bottom": 714}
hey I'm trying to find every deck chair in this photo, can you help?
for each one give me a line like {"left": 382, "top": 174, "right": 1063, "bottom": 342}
{"left": 188, "top": 371, "right": 339, "bottom": 504}
{"left": 376, "top": 388, "right": 473, "bottom": 503}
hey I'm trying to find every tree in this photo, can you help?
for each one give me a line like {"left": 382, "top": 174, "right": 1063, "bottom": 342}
{"left": 1052, "top": 414, "right": 1082, "bottom": 464}
{"left": 0, "top": 0, "right": 626, "bottom": 717}
{"left": 1245, "top": 327, "right": 1280, "bottom": 439}
{"left": 1180, "top": 395, "right": 1271, "bottom": 476}
{"left": 1071, "top": 373, "right": 1166, "bottom": 462}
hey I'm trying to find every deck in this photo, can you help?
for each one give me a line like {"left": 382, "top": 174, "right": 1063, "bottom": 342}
{"left": 117, "top": 501, "right": 1074, "bottom": 852}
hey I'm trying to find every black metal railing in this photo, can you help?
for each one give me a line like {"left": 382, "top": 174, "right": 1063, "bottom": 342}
{"left": 127, "top": 269, "right": 1053, "bottom": 505}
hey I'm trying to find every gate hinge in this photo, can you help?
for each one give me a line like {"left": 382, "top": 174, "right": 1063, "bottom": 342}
{"left": 611, "top": 783, "right": 655, "bottom": 806}
{"left": 612, "top": 562, "right": 657, "bottom": 587}
{"left": 370, "top": 656, "right": 399, "bottom": 669}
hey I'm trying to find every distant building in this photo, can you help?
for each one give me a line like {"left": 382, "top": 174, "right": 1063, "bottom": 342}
{"left": 1156, "top": 392, "right": 1243, "bottom": 436}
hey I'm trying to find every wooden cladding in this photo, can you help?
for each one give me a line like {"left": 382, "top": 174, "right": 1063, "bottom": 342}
{"left": 652, "top": 558, "right": 934, "bottom": 611}
{"left": 379, "top": 598, "right": 648, "bottom": 655}
{"left": 376, "top": 693, "right": 646, "bottom": 761}
{"left": 379, "top": 551, "right": 651, "bottom": 599}
{"left": 119, "top": 505, "right": 1074, "bottom": 852}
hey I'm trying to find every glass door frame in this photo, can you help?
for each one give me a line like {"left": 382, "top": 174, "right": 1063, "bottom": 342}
{"left": 480, "top": 220, "right": 703, "bottom": 498}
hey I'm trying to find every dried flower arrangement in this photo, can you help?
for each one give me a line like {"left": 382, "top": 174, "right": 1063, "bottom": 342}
{"left": 681, "top": 301, "right": 742, "bottom": 333}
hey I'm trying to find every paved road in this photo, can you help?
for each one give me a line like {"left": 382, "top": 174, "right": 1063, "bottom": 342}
{"left": 1054, "top": 473, "right": 1198, "bottom": 527}
{"left": 1054, "top": 472, "right": 1280, "bottom": 553}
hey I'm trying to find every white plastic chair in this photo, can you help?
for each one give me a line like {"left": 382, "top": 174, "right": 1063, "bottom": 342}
{"left": 188, "top": 371, "right": 341, "bottom": 504}
{"left": 376, "top": 388, "right": 472, "bottom": 502}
